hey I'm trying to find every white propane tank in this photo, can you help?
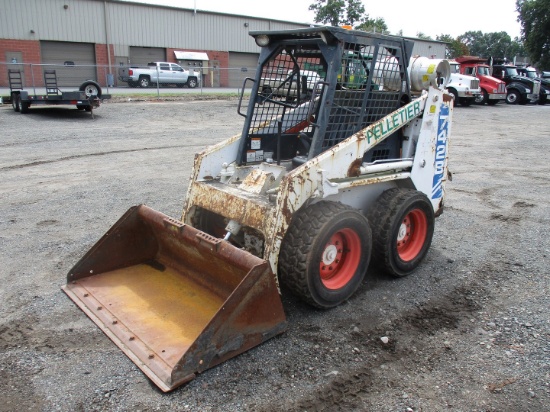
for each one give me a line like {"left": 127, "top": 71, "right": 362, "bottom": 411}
{"left": 373, "top": 56, "right": 401, "bottom": 91}
{"left": 408, "top": 56, "right": 451, "bottom": 92}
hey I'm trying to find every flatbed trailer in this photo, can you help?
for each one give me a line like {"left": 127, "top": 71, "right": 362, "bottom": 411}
{"left": 4, "top": 69, "right": 110, "bottom": 115}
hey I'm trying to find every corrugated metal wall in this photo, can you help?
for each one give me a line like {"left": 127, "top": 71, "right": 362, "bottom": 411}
{"left": 0, "top": 0, "right": 308, "bottom": 56}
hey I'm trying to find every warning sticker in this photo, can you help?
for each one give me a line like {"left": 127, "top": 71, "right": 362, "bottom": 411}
{"left": 251, "top": 138, "right": 261, "bottom": 150}
{"left": 246, "top": 151, "right": 256, "bottom": 162}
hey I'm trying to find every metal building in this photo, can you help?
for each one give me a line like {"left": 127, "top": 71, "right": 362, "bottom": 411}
{"left": 0, "top": 0, "right": 446, "bottom": 87}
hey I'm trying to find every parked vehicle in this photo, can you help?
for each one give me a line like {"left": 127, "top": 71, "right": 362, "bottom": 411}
{"left": 516, "top": 66, "right": 550, "bottom": 105}
{"left": 456, "top": 56, "right": 507, "bottom": 105}
{"left": 4, "top": 69, "right": 109, "bottom": 115}
{"left": 259, "top": 69, "right": 321, "bottom": 100}
{"left": 63, "top": 27, "right": 454, "bottom": 392}
{"left": 445, "top": 61, "right": 481, "bottom": 106}
{"left": 118, "top": 62, "right": 200, "bottom": 88}
{"left": 492, "top": 64, "right": 540, "bottom": 104}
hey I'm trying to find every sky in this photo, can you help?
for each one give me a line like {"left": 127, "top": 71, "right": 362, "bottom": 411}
{"left": 124, "top": 0, "right": 523, "bottom": 40}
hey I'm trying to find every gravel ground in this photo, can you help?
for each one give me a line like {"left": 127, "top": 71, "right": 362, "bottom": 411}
{"left": 1, "top": 98, "right": 549, "bottom": 411}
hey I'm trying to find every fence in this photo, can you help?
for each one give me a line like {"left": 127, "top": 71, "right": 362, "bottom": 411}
{"left": 0, "top": 62, "right": 258, "bottom": 91}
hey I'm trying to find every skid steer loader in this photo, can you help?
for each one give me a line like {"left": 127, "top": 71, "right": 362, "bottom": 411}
{"left": 63, "top": 27, "right": 453, "bottom": 392}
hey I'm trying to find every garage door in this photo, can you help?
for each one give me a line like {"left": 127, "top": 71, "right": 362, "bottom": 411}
{"left": 129, "top": 47, "right": 166, "bottom": 66}
{"left": 40, "top": 41, "right": 96, "bottom": 87}
{"left": 228, "top": 52, "right": 259, "bottom": 88}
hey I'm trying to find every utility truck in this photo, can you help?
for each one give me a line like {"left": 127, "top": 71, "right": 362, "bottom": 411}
{"left": 63, "top": 27, "right": 454, "bottom": 392}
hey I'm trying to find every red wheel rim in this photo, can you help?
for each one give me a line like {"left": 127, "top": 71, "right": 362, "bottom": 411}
{"left": 319, "top": 228, "right": 361, "bottom": 290}
{"left": 396, "top": 209, "right": 428, "bottom": 262}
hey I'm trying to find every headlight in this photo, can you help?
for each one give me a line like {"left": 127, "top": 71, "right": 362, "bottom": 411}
{"left": 255, "top": 35, "right": 270, "bottom": 47}
{"left": 525, "top": 89, "right": 531, "bottom": 93}
{"left": 492, "top": 89, "right": 497, "bottom": 93}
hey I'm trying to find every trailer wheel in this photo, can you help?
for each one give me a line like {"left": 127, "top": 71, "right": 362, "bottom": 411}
{"left": 79, "top": 81, "right": 102, "bottom": 98}
{"left": 368, "top": 188, "right": 434, "bottom": 277}
{"left": 279, "top": 202, "right": 372, "bottom": 309}
{"left": 11, "top": 93, "right": 20, "bottom": 112}
{"left": 475, "top": 89, "right": 488, "bottom": 105}
{"left": 18, "top": 97, "right": 29, "bottom": 114}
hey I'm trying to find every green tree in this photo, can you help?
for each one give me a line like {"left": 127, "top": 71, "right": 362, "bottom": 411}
{"left": 416, "top": 32, "right": 433, "bottom": 40}
{"left": 309, "top": 0, "right": 366, "bottom": 27}
{"left": 516, "top": 0, "right": 550, "bottom": 68}
{"left": 457, "top": 31, "right": 523, "bottom": 59}
{"left": 355, "top": 17, "right": 389, "bottom": 34}
{"left": 436, "top": 34, "right": 469, "bottom": 58}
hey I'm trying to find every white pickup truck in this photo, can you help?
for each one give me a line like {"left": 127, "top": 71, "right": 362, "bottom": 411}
{"left": 446, "top": 61, "right": 481, "bottom": 106}
{"left": 118, "top": 62, "right": 200, "bottom": 88}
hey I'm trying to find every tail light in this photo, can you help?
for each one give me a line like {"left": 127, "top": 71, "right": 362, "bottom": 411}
{"left": 129, "top": 69, "right": 133, "bottom": 75}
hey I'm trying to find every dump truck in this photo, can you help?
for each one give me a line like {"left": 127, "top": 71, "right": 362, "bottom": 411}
{"left": 63, "top": 27, "right": 454, "bottom": 392}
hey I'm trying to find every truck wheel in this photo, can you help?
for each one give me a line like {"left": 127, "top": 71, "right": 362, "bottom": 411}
{"left": 506, "top": 89, "right": 521, "bottom": 104}
{"left": 187, "top": 77, "right": 198, "bottom": 88}
{"left": 459, "top": 98, "right": 472, "bottom": 107}
{"left": 139, "top": 76, "right": 150, "bottom": 88}
{"left": 447, "top": 88, "right": 459, "bottom": 105}
{"left": 538, "top": 95, "right": 547, "bottom": 105}
{"left": 79, "top": 81, "right": 102, "bottom": 98}
{"left": 12, "top": 93, "right": 20, "bottom": 112}
{"left": 368, "top": 188, "right": 434, "bottom": 277}
{"left": 487, "top": 99, "right": 499, "bottom": 106}
{"left": 279, "top": 202, "right": 372, "bottom": 309}
{"left": 475, "top": 89, "right": 488, "bottom": 105}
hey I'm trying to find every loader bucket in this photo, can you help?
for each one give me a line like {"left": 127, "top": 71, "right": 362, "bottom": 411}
{"left": 62, "top": 205, "right": 287, "bottom": 392}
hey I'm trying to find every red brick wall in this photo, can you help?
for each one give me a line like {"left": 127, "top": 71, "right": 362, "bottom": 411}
{"left": 94, "top": 43, "right": 115, "bottom": 86}
{"left": 0, "top": 39, "right": 41, "bottom": 88}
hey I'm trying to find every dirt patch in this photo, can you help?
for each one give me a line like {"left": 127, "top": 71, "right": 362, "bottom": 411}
{"left": 1, "top": 101, "right": 549, "bottom": 411}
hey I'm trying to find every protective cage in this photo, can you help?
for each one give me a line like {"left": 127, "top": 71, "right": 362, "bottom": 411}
{"left": 238, "top": 27, "right": 414, "bottom": 167}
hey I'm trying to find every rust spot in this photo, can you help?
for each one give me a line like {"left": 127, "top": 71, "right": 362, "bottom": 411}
{"left": 347, "top": 158, "right": 362, "bottom": 177}
{"left": 442, "top": 94, "right": 453, "bottom": 103}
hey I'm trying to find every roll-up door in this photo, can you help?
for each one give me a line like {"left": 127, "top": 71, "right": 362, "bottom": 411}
{"left": 40, "top": 41, "right": 96, "bottom": 86}
{"left": 129, "top": 47, "right": 166, "bottom": 65}
{"left": 228, "top": 52, "right": 259, "bottom": 88}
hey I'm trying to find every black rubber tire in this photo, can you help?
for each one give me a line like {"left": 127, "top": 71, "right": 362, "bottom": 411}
{"left": 367, "top": 188, "right": 435, "bottom": 277}
{"left": 76, "top": 105, "right": 86, "bottom": 110}
{"left": 79, "top": 81, "right": 102, "bottom": 98}
{"left": 475, "top": 89, "right": 488, "bottom": 105}
{"left": 279, "top": 201, "right": 372, "bottom": 309}
{"left": 487, "top": 99, "right": 500, "bottom": 106}
{"left": 12, "top": 93, "right": 20, "bottom": 112}
{"left": 459, "top": 98, "right": 473, "bottom": 107}
{"left": 18, "top": 97, "right": 29, "bottom": 114}
{"left": 506, "top": 89, "right": 521, "bottom": 105}
{"left": 187, "top": 77, "right": 198, "bottom": 88}
{"left": 538, "top": 95, "right": 548, "bottom": 105}
{"left": 139, "top": 76, "right": 150, "bottom": 88}
{"left": 447, "top": 88, "right": 459, "bottom": 105}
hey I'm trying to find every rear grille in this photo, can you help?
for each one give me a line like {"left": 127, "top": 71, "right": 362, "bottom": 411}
{"left": 470, "top": 79, "right": 480, "bottom": 89}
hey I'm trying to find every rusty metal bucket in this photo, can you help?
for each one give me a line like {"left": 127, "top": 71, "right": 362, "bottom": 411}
{"left": 62, "top": 205, "right": 287, "bottom": 392}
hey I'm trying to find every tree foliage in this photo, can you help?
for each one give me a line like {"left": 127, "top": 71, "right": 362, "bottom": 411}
{"left": 457, "top": 31, "right": 524, "bottom": 59}
{"left": 355, "top": 17, "right": 389, "bottom": 34}
{"left": 436, "top": 34, "right": 469, "bottom": 59}
{"left": 516, "top": 0, "right": 550, "bottom": 68}
{"left": 309, "top": 0, "right": 365, "bottom": 27}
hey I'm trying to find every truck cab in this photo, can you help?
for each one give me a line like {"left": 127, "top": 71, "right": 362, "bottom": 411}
{"left": 492, "top": 64, "right": 540, "bottom": 104}
{"left": 445, "top": 61, "right": 481, "bottom": 106}
{"left": 456, "top": 56, "right": 507, "bottom": 105}
{"left": 516, "top": 66, "right": 550, "bottom": 105}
